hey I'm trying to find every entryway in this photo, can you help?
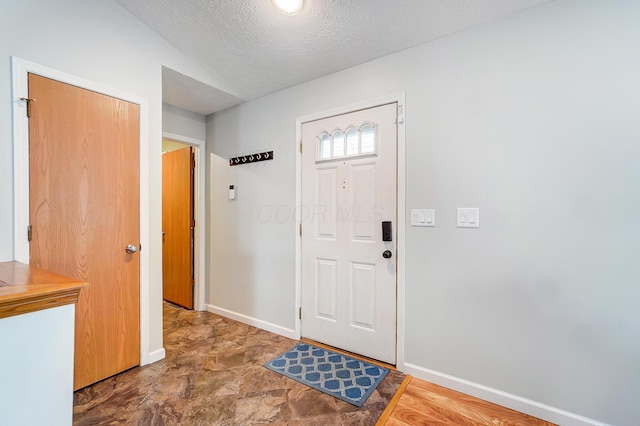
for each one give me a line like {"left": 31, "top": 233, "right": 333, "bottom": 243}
{"left": 299, "top": 101, "right": 400, "bottom": 365}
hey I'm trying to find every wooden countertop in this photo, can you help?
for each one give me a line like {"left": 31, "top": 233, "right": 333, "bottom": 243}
{"left": 0, "top": 261, "right": 87, "bottom": 319}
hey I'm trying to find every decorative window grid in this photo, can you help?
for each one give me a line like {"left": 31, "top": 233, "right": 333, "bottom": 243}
{"left": 316, "top": 122, "right": 377, "bottom": 161}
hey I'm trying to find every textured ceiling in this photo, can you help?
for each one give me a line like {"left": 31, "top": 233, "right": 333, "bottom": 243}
{"left": 117, "top": 0, "right": 553, "bottom": 115}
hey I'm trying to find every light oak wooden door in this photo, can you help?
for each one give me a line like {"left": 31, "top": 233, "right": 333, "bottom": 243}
{"left": 28, "top": 73, "right": 140, "bottom": 390}
{"left": 301, "top": 103, "right": 398, "bottom": 364}
{"left": 162, "top": 146, "right": 194, "bottom": 309}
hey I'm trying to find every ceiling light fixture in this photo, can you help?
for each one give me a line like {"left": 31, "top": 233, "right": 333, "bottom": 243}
{"left": 272, "top": 0, "right": 303, "bottom": 16}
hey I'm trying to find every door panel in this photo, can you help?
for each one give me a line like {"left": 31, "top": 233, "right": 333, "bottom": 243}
{"left": 162, "top": 146, "right": 194, "bottom": 309}
{"left": 316, "top": 167, "right": 338, "bottom": 238}
{"left": 351, "top": 163, "right": 376, "bottom": 240}
{"left": 350, "top": 261, "right": 376, "bottom": 329}
{"left": 316, "top": 258, "right": 337, "bottom": 320}
{"left": 301, "top": 103, "right": 397, "bottom": 364}
{"left": 28, "top": 73, "right": 140, "bottom": 390}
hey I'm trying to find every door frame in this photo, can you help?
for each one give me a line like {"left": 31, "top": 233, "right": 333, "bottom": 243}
{"left": 294, "top": 93, "right": 406, "bottom": 370}
{"left": 11, "top": 57, "right": 153, "bottom": 365}
{"left": 162, "top": 132, "right": 207, "bottom": 311}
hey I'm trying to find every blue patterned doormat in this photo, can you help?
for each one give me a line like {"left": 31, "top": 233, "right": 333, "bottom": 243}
{"left": 264, "top": 342, "right": 389, "bottom": 407}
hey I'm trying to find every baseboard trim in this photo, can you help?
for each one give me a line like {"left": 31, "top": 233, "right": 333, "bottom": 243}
{"left": 146, "top": 348, "right": 166, "bottom": 365}
{"left": 402, "top": 362, "right": 610, "bottom": 426}
{"left": 205, "top": 304, "right": 296, "bottom": 339}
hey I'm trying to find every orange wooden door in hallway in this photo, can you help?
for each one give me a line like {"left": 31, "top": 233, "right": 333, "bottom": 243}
{"left": 162, "top": 146, "right": 194, "bottom": 309}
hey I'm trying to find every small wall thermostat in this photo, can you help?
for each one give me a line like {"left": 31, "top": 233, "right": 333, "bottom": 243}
{"left": 229, "top": 185, "right": 236, "bottom": 200}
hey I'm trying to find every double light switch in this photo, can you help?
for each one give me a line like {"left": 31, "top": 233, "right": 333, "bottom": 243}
{"left": 457, "top": 208, "right": 479, "bottom": 228}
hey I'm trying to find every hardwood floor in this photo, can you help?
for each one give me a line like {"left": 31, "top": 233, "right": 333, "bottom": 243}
{"left": 377, "top": 376, "right": 556, "bottom": 426}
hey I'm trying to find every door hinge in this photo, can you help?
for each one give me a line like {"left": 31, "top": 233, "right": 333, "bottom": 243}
{"left": 27, "top": 225, "right": 32, "bottom": 242}
{"left": 299, "top": 307, "right": 302, "bottom": 320}
{"left": 20, "top": 97, "right": 35, "bottom": 118}
{"left": 299, "top": 223, "right": 302, "bottom": 237}
{"left": 299, "top": 142, "right": 302, "bottom": 154}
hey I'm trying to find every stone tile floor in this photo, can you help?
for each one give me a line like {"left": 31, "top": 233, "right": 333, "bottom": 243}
{"left": 73, "top": 302, "right": 405, "bottom": 425}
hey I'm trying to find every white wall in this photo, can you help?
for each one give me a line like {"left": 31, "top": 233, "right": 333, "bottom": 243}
{"left": 163, "top": 103, "right": 207, "bottom": 141}
{"left": 207, "top": 1, "right": 640, "bottom": 424}
{"left": 0, "top": 305, "right": 75, "bottom": 426}
{"left": 0, "top": 0, "right": 223, "bottom": 366}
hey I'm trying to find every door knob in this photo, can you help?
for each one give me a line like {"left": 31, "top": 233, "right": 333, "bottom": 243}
{"left": 382, "top": 250, "right": 392, "bottom": 259}
{"left": 125, "top": 244, "right": 138, "bottom": 254}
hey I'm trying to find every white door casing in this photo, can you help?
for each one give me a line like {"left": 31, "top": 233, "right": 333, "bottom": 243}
{"left": 301, "top": 102, "right": 398, "bottom": 364}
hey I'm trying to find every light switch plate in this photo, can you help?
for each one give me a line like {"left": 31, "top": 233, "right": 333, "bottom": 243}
{"left": 457, "top": 208, "right": 479, "bottom": 228}
{"left": 411, "top": 209, "right": 435, "bottom": 227}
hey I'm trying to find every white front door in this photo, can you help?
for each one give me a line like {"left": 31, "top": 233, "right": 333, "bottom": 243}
{"left": 301, "top": 102, "right": 398, "bottom": 364}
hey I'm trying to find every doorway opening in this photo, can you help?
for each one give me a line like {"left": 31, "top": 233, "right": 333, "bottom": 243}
{"left": 162, "top": 141, "right": 194, "bottom": 309}
{"left": 161, "top": 133, "right": 206, "bottom": 312}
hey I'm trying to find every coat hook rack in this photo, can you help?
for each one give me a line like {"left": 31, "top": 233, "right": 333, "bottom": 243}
{"left": 229, "top": 150, "right": 274, "bottom": 166}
